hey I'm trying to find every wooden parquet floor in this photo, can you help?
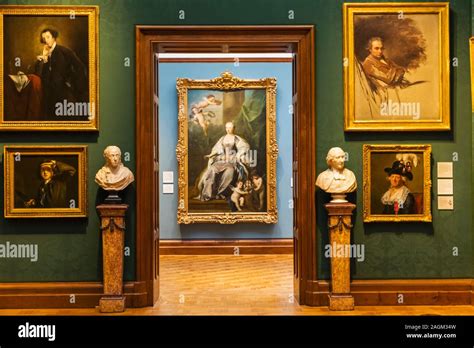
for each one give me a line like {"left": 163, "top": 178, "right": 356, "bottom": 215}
{"left": 0, "top": 254, "right": 473, "bottom": 316}
{"left": 156, "top": 254, "right": 295, "bottom": 315}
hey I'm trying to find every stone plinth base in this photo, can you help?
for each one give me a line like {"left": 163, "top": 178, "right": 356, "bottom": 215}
{"left": 329, "top": 294, "right": 355, "bottom": 311}
{"left": 99, "top": 296, "right": 125, "bottom": 313}
{"left": 97, "top": 204, "right": 129, "bottom": 314}
{"left": 325, "top": 202, "right": 356, "bottom": 311}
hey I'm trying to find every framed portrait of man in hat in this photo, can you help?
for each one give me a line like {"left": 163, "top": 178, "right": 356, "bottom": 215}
{"left": 363, "top": 144, "right": 431, "bottom": 222}
{"left": 4, "top": 145, "right": 87, "bottom": 218}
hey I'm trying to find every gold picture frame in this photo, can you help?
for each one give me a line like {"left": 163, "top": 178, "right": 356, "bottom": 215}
{"left": 0, "top": 5, "right": 99, "bottom": 131}
{"left": 363, "top": 144, "right": 432, "bottom": 222}
{"left": 176, "top": 71, "right": 278, "bottom": 224}
{"left": 343, "top": 2, "right": 450, "bottom": 131}
{"left": 4, "top": 145, "right": 88, "bottom": 218}
{"left": 470, "top": 37, "right": 474, "bottom": 112}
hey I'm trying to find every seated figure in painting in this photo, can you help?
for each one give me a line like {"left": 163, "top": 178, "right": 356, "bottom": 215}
{"left": 195, "top": 121, "right": 250, "bottom": 202}
{"left": 35, "top": 28, "right": 88, "bottom": 118}
{"left": 24, "top": 159, "right": 76, "bottom": 208}
{"left": 381, "top": 160, "right": 415, "bottom": 214}
{"left": 358, "top": 36, "right": 426, "bottom": 117}
{"left": 362, "top": 37, "right": 407, "bottom": 90}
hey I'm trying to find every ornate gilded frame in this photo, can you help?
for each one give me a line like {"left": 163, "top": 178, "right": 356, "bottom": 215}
{"left": 343, "top": 2, "right": 450, "bottom": 131}
{"left": 0, "top": 5, "right": 99, "bottom": 131}
{"left": 176, "top": 71, "right": 278, "bottom": 224}
{"left": 470, "top": 37, "right": 474, "bottom": 112}
{"left": 363, "top": 144, "right": 432, "bottom": 222}
{"left": 4, "top": 145, "right": 88, "bottom": 218}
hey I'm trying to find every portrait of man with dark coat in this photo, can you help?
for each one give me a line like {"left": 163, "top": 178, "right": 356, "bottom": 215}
{"left": 35, "top": 28, "right": 88, "bottom": 118}
{"left": 2, "top": 11, "right": 96, "bottom": 126}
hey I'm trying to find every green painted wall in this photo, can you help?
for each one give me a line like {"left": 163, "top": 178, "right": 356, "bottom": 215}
{"left": 315, "top": 0, "right": 473, "bottom": 279}
{"left": 0, "top": 0, "right": 472, "bottom": 281}
{"left": 471, "top": 0, "right": 474, "bottom": 282}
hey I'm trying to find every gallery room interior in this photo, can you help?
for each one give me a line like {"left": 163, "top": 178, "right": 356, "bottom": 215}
{"left": 0, "top": 0, "right": 473, "bottom": 329}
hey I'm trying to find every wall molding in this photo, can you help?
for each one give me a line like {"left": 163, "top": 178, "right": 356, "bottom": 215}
{"left": 159, "top": 58, "right": 293, "bottom": 63}
{"left": 0, "top": 281, "right": 147, "bottom": 309}
{"left": 160, "top": 239, "right": 293, "bottom": 255}
{"left": 310, "top": 279, "right": 474, "bottom": 306}
{"left": 0, "top": 279, "right": 471, "bottom": 308}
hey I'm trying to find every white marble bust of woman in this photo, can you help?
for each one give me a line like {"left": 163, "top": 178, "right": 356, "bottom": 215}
{"left": 95, "top": 146, "right": 134, "bottom": 191}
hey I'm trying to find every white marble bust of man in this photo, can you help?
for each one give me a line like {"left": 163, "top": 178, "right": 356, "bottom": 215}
{"left": 316, "top": 147, "right": 357, "bottom": 195}
{"left": 95, "top": 146, "right": 134, "bottom": 191}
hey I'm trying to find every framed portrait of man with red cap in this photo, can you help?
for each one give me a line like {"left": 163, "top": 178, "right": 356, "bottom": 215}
{"left": 363, "top": 144, "right": 431, "bottom": 222}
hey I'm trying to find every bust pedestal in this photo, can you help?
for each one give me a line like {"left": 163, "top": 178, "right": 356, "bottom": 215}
{"left": 324, "top": 202, "right": 356, "bottom": 311}
{"left": 97, "top": 204, "right": 128, "bottom": 313}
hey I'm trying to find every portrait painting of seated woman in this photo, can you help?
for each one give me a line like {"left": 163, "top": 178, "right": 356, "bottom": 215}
{"left": 176, "top": 72, "right": 278, "bottom": 223}
{"left": 187, "top": 89, "right": 267, "bottom": 213}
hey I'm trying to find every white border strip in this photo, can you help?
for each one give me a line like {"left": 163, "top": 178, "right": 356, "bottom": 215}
{"left": 157, "top": 53, "right": 293, "bottom": 59}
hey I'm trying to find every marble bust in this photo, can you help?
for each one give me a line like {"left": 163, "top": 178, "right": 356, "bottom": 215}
{"left": 95, "top": 146, "right": 134, "bottom": 191}
{"left": 316, "top": 147, "right": 357, "bottom": 202}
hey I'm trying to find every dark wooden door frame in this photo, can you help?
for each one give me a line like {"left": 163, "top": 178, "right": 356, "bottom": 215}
{"left": 135, "top": 25, "right": 318, "bottom": 306}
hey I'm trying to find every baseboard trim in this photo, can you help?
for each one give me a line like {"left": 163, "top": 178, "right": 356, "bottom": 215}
{"left": 160, "top": 239, "right": 293, "bottom": 255}
{"left": 311, "top": 279, "right": 474, "bottom": 306}
{"left": 0, "top": 281, "right": 148, "bottom": 309}
{"left": 1, "top": 278, "right": 471, "bottom": 309}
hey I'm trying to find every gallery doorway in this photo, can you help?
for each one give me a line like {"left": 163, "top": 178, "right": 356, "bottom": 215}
{"left": 135, "top": 26, "right": 317, "bottom": 306}
{"left": 156, "top": 52, "right": 295, "bottom": 310}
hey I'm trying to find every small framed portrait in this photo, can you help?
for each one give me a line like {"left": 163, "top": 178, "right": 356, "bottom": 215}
{"left": 363, "top": 144, "right": 432, "bottom": 222}
{"left": 343, "top": 3, "right": 450, "bottom": 131}
{"left": 4, "top": 145, "right": 88, "bottom": 218}
{"left": 0, "top": 5, "right": 99, "bottom": 131}
{"left": 176, "top": 71, "right": 278, "bottom": 224}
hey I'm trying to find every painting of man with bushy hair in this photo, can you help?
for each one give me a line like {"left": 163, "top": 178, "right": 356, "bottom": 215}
{"left": 344, "top": 3, "right": 450, "bottom": 131}
{"left": 351, "top": 10, "right": 446, "bottom": 123}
